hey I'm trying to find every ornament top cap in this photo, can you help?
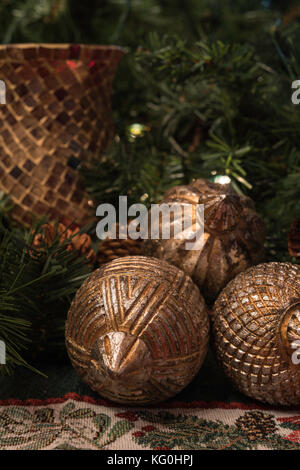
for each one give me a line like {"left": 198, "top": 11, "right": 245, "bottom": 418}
{"left": 91, "top": 331, "right": 152, "bottom": 388}
{"left": 279, "top": 301, "right": 300, "bottom": 363}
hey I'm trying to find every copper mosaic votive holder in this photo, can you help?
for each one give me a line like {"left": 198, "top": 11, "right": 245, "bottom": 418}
{"left": 0, "top": 44, "right": 124, "bottom": 226}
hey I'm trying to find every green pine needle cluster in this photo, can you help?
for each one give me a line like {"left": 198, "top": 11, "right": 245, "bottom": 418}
{"left": 0, "top": 230, "right": 35, "bottom": 376}
{"left": 0, "top": 212, "right": 92, "bottom": 375}
{"left": 82, "top": 26, "right": 300, "bottom": 262}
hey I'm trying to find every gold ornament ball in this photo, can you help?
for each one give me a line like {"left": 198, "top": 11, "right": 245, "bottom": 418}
{"left": 65, "top": 256, "right": 209, "bottom": 405}
{"left": 143, "top": 178, "right": 265, "bottom": 303}
{"left": 213, "top": 262, "right": 300, "bottom": 406}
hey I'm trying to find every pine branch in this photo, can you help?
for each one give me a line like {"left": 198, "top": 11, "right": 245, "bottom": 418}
{"left": 0, "top": 215, "right": 93, "bottom": 374}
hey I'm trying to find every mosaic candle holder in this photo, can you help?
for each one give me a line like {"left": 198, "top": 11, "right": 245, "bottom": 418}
{"left": 0, "top": 44, "right": 124, "bottom": 225}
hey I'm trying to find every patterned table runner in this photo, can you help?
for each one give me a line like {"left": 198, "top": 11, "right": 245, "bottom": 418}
{"left": 0, "top": 394, "right": 300, "bottom": 450}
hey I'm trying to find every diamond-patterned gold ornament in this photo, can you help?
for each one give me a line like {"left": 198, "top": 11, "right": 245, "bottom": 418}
{"left": 213, "top": 262, "right": 300, "bottom": 406}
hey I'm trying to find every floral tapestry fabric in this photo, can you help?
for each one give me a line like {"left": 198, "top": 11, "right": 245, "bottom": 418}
{"left": 0, "top": 394, "right": 299, "bottom": 450}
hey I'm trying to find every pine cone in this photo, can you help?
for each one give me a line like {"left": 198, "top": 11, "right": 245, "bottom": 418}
{"left": 235, "top": 411, "right": 277, "bottom": 441}
{"left": 33, "top": 222, "right": 96, "bottom": 262}
{"left": 97, "top": 223, "right": 142, "bottom": 266}
{"left": 288, "top": 219, "right": 300, "bottom": 257}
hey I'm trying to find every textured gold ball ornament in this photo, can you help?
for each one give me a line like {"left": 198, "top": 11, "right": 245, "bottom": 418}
{"left": 143, "top": 178, "right": 265, "bottom": 303}
{"left": 213, "top": 262, "right": 300, "bottom": 405}
{"left": 65, "top": 256, "right": 209, "bottom": 405}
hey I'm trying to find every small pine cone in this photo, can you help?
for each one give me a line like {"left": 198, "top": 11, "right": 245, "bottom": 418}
{"left": 33, "top": 222, "right": 96, "bottom": 262}
{"left": 235, "top": 411, "right": 277, "bottom": 441}
{"left": 288, "top": 219, "right": 300, "bottom": 257}
{"left": 97, "top": 223, "right": 142, "bottom": 266}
